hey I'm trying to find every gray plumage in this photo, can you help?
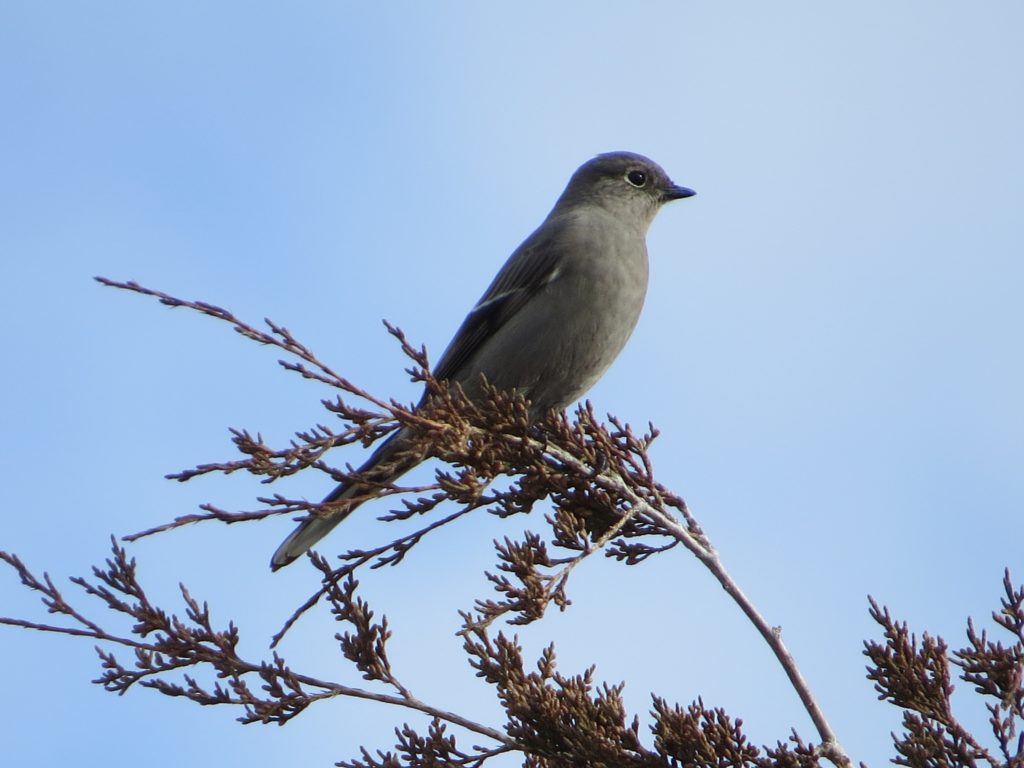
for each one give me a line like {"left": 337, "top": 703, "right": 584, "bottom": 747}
{"left": 271, "top": 151, "right": 694, "bottom": 570}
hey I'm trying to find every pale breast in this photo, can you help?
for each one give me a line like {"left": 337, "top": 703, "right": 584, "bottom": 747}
{"left": 456, "top": 210, "right": 650, "bottom": 416}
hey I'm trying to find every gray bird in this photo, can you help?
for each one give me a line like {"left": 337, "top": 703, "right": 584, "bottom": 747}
{"left": 271, "top": 151, "right": 694, "bottom": 570}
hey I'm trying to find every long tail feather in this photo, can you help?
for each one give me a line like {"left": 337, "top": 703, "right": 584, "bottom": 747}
{"left": 269, "top": 428, "right": 420, "bottom": 570}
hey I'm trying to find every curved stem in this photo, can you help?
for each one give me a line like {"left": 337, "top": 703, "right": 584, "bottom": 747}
{"left": 646, "top": 509, "right": 849, "bottom": 767}
{"left": 536, "top": 438, "right": 852, "bottom": 768}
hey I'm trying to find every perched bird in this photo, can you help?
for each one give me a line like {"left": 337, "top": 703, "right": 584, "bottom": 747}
{"left": 271, "top": 151, "right": 694, "bottom": 570}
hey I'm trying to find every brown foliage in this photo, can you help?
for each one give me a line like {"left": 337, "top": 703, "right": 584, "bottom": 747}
{"left": 3, "top": 280, "right": 1021, "bottom": 767}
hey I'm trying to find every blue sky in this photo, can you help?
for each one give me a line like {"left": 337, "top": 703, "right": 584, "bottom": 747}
{"left": 2, "top": 3, "right": 1022, "bottom": 766}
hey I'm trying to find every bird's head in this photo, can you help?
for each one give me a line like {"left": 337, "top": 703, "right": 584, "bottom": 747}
{"left": 556, "top": 151, "right": 695, "bottom": 229}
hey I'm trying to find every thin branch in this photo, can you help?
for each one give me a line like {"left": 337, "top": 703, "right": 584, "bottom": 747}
{"left": 39, "top": 279, "right": 859, "bottom": 766}
{"left": 527, "top": 436, "right": 852, "bottom": 768}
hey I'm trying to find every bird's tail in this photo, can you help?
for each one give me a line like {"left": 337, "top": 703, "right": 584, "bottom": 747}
{"left": 269, "top": 429, "right": 421, "bottom": 570}
{"left": 269, "top": 482, "right": 361, "bottom": 570}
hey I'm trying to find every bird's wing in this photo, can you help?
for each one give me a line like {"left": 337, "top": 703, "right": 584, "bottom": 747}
{"left": 433, "top": 231, "right": 564, "bottom": 382}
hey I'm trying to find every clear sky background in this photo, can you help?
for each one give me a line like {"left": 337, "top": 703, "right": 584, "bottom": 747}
{"left": 2, "top": 3, "right": 1022, "bottom": 766}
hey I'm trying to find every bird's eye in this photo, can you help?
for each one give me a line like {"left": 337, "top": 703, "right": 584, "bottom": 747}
{"left": 626, "top": 170, "right": 647, "bottom": 188}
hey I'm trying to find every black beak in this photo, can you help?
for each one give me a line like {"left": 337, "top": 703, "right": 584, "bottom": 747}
{"left": 662, "top": 183, "right": 696, "bottom": 202}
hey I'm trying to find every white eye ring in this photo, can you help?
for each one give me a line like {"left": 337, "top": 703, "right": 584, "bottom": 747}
{"left": 625, "top": 169, "right": 647, "bottom": 188}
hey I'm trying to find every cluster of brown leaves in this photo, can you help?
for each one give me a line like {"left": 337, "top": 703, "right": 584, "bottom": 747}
{"left": 865, "top": 572, "right": 1024, "bottom": 768}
